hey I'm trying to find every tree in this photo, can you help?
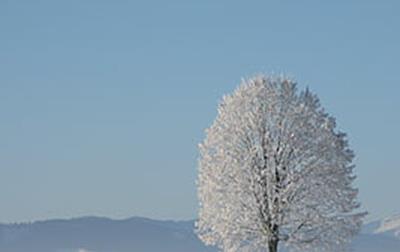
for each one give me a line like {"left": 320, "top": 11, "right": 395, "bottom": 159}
{"left": 196, "top": 75, "right": 366, "bottom": 252}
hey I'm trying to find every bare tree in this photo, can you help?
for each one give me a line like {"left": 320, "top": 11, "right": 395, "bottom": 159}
{"left": 196, "top": 75, "right": 365, "bottom": 252}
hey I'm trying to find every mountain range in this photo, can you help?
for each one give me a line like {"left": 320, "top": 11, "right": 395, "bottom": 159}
{"left": 0, "top": 214, "right": 399, "bottom": 252}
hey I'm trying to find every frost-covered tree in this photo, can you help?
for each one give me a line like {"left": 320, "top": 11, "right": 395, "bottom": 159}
{"left": 196, "top": 75, "right": 365, "bottom": 252}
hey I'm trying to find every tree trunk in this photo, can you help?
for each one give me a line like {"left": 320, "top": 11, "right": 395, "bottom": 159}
{"left": 268, "top": 239, "right": 278, "bottom": 252}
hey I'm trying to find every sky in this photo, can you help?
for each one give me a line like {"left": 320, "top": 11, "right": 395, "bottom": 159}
{"left": 0, "top": 0, "right": 399, "bottom": 223}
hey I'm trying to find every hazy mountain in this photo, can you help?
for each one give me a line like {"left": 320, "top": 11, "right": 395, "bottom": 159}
{"left": 0, "top": 217, "right": 214, "bottom": 252}
{"left": 373, "top": 214, "right": 400, "bottom": 239}
{"left": 353, "top": 214, "right": 400, "bottom": 252}
{"left": 0, "top": 215, "right": 399, "bottom": 252}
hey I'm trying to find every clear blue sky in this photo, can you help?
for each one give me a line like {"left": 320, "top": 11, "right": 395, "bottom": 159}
{"left": 1, "top": 1, "right": 399, "bottom": 223}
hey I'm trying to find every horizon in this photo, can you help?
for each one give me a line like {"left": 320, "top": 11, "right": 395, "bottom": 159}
{"left": 0, "top": 213, "right": 393, "bottom": 226}
{"left": 1, "top": 1, "right": 400, "bottom": 223}
{"left": 0, "top": 214, "right": 196, "bottom": 225}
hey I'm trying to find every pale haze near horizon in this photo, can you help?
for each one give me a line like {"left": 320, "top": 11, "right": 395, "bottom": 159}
{"left": 0, "top": 1, "right": 399, "bottom": 223}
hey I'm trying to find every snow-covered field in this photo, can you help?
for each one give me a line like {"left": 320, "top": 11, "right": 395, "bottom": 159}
{"left": 0, "top": 215, "right": 399, "bottom": 252}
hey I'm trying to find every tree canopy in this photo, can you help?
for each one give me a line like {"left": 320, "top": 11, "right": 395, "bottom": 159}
{"left": 196, "top": 75, "right": 365, "bottom": 252}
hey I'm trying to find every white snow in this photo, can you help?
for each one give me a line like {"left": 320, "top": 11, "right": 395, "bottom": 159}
{"left": 375, "top": 214, "right": 400, "bottom": 238}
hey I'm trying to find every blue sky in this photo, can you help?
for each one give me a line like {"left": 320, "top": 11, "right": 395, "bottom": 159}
{"left": 1, "top": 1, "right": 399, "bottom": 223}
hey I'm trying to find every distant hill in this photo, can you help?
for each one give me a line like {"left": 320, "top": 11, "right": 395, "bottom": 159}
{"left": 355, "top": 214, "right": 400, "bottom": 252}
{"left": 0, "top": 216, "right": 214, "bottom": 252}
{"left": 0, "top": 215, "right": 399, "bottom": 252}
